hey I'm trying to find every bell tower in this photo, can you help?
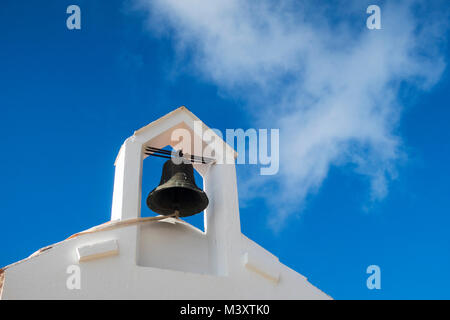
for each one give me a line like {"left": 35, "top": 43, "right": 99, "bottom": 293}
{"left": 110, "top": 106, "right": 242, "bottom": 276}
{"left": 1, "top": 105, "right": 330, "bottom": 299}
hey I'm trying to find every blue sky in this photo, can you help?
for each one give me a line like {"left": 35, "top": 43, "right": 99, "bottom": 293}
{"left": 1, "top": 0, "right": 450, "bottom": 299}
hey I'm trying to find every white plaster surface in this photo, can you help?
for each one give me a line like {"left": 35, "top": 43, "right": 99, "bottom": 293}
{"left": 77, "top": 239, "right": 119, "bottom": 262}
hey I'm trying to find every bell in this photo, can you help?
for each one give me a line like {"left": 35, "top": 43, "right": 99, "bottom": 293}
{"left": 146, "top": 159, "right": 209, "bottom": 217}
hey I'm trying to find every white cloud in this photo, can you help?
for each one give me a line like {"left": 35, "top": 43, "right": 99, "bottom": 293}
{"left": 134, "top": 0, "right": 448, "bottom": 229}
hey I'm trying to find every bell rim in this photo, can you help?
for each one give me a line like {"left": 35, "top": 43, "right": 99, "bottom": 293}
{"left": 146, "top": 186, "right": 209, "bottom": 217}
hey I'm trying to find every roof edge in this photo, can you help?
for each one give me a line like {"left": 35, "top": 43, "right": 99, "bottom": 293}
{"left": 114, "top": 106, "right": 238, "bottom": 166}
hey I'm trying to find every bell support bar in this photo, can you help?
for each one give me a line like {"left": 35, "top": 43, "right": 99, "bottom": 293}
{"left": 145, "top": 146, "right": 210, "bottom": 163}
{"left": 144, "top": 146, "right": 215, "bottom": 165}
{"left": 145, "top": 146, "right": 213, "bottom": 164}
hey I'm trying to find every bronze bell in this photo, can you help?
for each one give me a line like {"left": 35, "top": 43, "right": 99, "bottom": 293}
{"left": 146, "top": 159, "right": 209, "bottom": 217}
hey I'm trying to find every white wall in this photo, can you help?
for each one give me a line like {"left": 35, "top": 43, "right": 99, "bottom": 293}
{"left": 1, "top": 222, "right": 330, "bottom": 299}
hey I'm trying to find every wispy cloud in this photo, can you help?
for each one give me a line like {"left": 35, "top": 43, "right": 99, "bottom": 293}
{"left": 134, "top": 0, "right": 449, "bottom": 229}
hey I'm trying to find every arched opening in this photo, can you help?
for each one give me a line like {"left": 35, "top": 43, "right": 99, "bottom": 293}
{"left": 141, "top": 145, "right": 206, "bottom": 232}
